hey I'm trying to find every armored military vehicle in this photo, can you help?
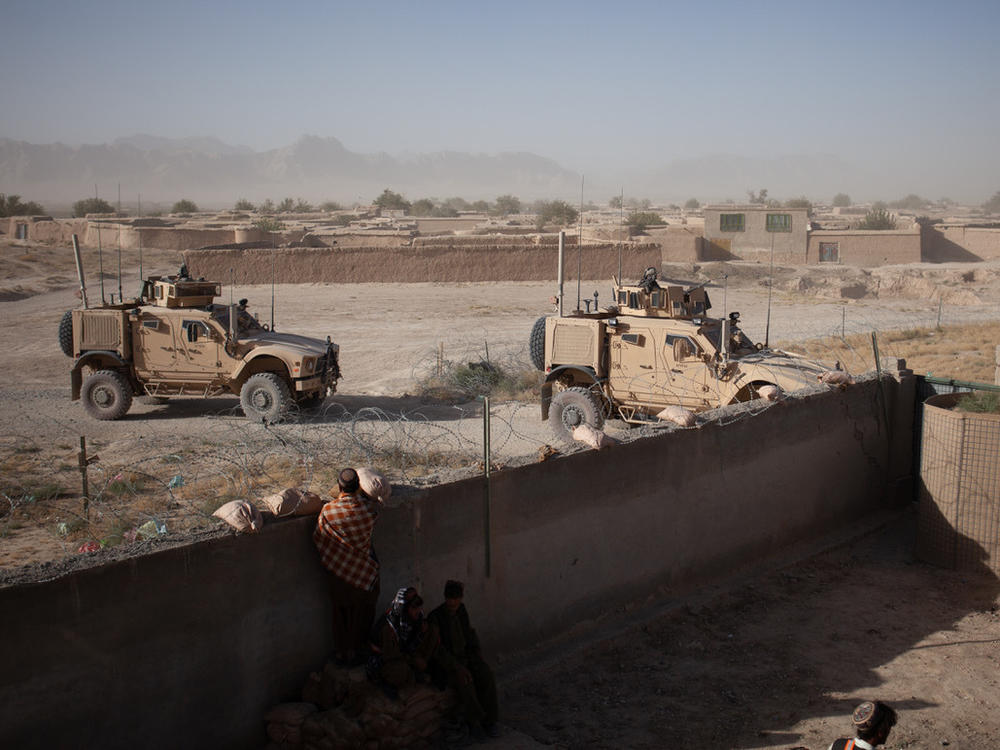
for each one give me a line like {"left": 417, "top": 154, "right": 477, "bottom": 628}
{"left": 530, "top": 266, "right": 831, "bottom": 441}
{"left": 59, "top": 261, "right": 340, "bottom": 422}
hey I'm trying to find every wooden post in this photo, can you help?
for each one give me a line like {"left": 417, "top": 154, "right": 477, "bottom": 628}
{"left": 78, "top": 436, "right": 90, "bottom": 520}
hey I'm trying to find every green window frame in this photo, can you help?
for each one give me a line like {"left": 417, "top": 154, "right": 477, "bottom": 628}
{"left": 719, "top": 213, "right": 745, "bottom": 232}
{"left": 766, "top": 213, "right": 792, "bottom": 232}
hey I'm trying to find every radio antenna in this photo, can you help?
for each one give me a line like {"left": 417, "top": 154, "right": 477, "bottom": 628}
{"left": 137, "top": 193, "right": 143, "bottom": 288}
{"left": 618, "top": 186, "right": 624, "bottom": 282}
{"left": 270, "top": 234, "right": 276, "bottom": 332}
{"left": 576, "top": 174, "right": 584, "bottom": 312}
{"left": 96, "top": 216, "right": 106, "bottom": 304}
{"left": 764, "top": 229, "right": 775, "bottom": 347}
{"left": 116, "top": 182, "right": 123, "bottom": 303}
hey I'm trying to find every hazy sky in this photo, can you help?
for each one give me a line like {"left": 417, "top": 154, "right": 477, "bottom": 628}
{"left": 2, "top": 0, "right": 999, "bottom": 198}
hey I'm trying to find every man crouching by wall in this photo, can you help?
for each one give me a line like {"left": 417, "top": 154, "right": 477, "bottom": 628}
{"left": 429, "top": 580, "right": 500, "bottom": 740}
{"left": 314, "top": 467, "right": 381, "bottom": 666}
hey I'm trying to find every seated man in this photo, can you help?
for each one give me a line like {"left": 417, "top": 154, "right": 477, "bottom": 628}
{"left": 428, "top": 580, "right": 499, "bottom": 739}
{"left": 369, "top": 587, "right": 437, "bottom": 692}
{"left": 829, "top": 700, "right": 897, "bottom": 749}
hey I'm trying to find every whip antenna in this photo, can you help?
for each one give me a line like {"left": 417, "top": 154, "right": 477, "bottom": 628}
{"left": 764, "top": 229, "right": 775, "bottom": 347}
{"left": 576, "top": 175, "right": 584, "bottom": 312}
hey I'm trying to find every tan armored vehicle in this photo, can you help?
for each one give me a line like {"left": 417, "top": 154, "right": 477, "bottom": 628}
{"left": 59, "top": 263, "right": 340, "bottom": 422}
{"left": 529, "top": 267, "right": 831, "bottom": 441}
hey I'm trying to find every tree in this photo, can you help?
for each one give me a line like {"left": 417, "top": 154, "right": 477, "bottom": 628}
{"left": 785, "top": 197, "right": 812, "bottom": 212}
{"left": 410, "top": 198, "right": 436, "bottom": 217}
{"left": 889, "top": 193, "right": 927, "bottom": 211}
{"left": 608, "top": 196, "right": 623, "bottom": 209}
{"left": 318, "top": 201, "right": 342, "bottom": 212}
{"left": 494, "top": 194, "right": 521, "bottom": 217}
{"left": 747, "top": 188, "right": 768, "bottom": 204}
{"left": 0, "top": 194, "right": 45, "bottom": 217}
{"left": 627, "top": 211, "right": 664, "bottom": 234}
{"left": 73, "top": 197, "right": 115, "bottom": 217}
{"left": 982, "top": 191, "right": 1000, "bottom": 214}
{"left": 259, "top": 198, "right": 275, "bottom": 213}
{"left": 443, "top": 197, "right": 470, "bottom": 212}
{"left": 294, "top": 199, "right": 314, "bottom": 212}
{"left": 684, "top": 198, "right": 700, "bottom": 210}
{"left": 855, "top": 208, "right": 897, "bottom": 230}
{"left": 234, "top": 198, "right": 255, "bottom": 211}
{"left": 172, "top": 199, "right": 198, "bottom": 213}
{"left": 373, "top": 188, "right": 410, "bottom": 212}
{"left": 470, "top": 200, "right": 490, "bottom": 212}
{"left": 534, "top": 200, "right": 578, "bottom": 230}
{"left": 832, "top": 193, "right": 851, "bottom": 208}
{"left": 277, "top": 198, "right": 295, "bottom": 213}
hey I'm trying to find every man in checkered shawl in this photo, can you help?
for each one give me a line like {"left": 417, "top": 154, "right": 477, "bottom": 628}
{"left": 313, "top": 467, "right": 381, "bottom": 664}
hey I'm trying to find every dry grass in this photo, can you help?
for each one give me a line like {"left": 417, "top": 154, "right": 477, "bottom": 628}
{"left": 775, "top": 321, "right": 1000, "bottom": 384}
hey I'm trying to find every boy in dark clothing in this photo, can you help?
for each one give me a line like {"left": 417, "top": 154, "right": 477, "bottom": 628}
{"left": 828, "top": 700, "right": 897, "bottom": 749}
{"left": 428, "top": 580, "right": 499, "bottom": 738}
{"left": 369, "top": 587, "right": 437, "bottom": 691}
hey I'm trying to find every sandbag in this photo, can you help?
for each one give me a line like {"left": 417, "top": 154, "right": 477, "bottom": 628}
{"left": 212, "top": 500, "right": 263, "bottom": 533}
{"left": 818, "top": 369, "right": 854, "bottom": 385}
{"left": 572, "top": 424, "right": 616, "bottom": 449}
{"left": 756, "top": 385, "right": 781, "bottom": 402}
{"left": 356, "top": 467, "right": 391, "bottom": 503}
{"left": 656, "top": 405, "right": 697, "bottom": 427}
{"left": 262, "top": 488, "right": 323, "bottom": 517}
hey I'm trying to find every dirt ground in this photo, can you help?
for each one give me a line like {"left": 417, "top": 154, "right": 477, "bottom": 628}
{"left": 498, "top": 510, "right": 1000, "bottom": 750}
{"left": 2, "top": 240, "right": 1000, "bottom": 748}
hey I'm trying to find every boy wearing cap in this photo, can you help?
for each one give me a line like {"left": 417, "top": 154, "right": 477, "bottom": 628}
{"left": 829, "top": 700, "right": 898, "bottom": 749}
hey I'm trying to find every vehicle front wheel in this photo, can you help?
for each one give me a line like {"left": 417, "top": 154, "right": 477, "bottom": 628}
{"left": 81, "top": 370, "right": 133, "bottom": 420}
{"left": 240, "top": 373, "right": 293, "bottom": 423}
{"left": 549, "top": 386, "right": 605, "bottom": 443}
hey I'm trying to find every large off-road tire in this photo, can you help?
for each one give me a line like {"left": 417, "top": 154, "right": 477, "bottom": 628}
{"left": 58, "top": 310, "right": 74, "bottom": 357}
{"left": 240, "top": 373, "right": 293, "bottom": 423}
{"left": 732, "top": 380, "right": 777, "bottom": 404}
{"left": 529, "top": 316, "right": 547, "bottom": 371}
{"left": 549, "top": 386, "right": 605, "bottom": 443}
{"left": 81, "top": 370, "right": 133, "bottom": 421}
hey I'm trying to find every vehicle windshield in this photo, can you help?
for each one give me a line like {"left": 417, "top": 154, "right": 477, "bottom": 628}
{"left": 701, "top": 324, "right": 756, "bottom": 356}
{"left": 211, "top": 305, "right": 264, "bottom": 333}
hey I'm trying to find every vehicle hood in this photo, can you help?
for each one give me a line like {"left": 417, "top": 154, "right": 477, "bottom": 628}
{"left": 736, "top": 349, "right": 830, "bottom": 386}
{"left": 240, "top": 331, "right": 338, "bottom": 357}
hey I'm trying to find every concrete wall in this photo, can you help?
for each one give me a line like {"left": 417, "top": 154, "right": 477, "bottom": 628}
{"left": 183, "top": 243, "right": 663, "bottom": 285}
{"left": 924, "top": 225, "right": 1000, "bottom": 262}
{"left": 0, "top": 378, "right": 913, "bottom": 750}
{"left": 807, "top": 229, "right": 922, "bottom": 267}
{"left": 703, "top": 206, "right": 809, "bottom": 262}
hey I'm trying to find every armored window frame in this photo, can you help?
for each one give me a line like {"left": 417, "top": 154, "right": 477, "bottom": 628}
{"left": 719, "top": 213, "right": 745, "bottom": 232}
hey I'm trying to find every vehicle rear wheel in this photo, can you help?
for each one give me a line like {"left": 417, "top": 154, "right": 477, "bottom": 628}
{"left": 549, "top": 386, "right": 605, "bottom": 443}
{"left": 733, "top": 381, "right": 777, "bottom": 403}
{"left": 81, "top": 370, "right": 133, "bottom": 420}
{"left": 240, "top": 372, "right": 293, "bottom": 423}
{"left": 528, "top": 316, "right": 547, "bottom": 371}
{"left": 58, "top": 310, "right": 74, "bottom": 357}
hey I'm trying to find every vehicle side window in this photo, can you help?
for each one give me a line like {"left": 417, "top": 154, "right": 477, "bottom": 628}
{"left": 665, "top": 334, "right": 698, "bottom": 360}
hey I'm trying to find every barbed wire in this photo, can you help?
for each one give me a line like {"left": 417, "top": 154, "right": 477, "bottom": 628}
{"left": 2, "top": 299, "right": 996, "bottom": 571}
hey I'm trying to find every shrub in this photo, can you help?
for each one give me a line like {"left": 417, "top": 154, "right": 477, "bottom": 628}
{"left": 494, "top": 194, "right": 521, "bottom": 217}
{"left": 534, "top": 200, "right": 578, "bottom": 229}
{"left": 73, "top": 197, "right": 115, "bottom": 217}
{"left": 253, "top": 217, "right": 285, "bottom": 233}
{"left": 855, "top": 208, "right": 897, "bottom": 230}
{"left": 684, "top": 198, "right": 700, "bottom": 210}
{"left": 982, "top": 191, "right": 1000, "bottom": 214}
{"left": 956, "top": 391, "right": 1000, "bottom": 414}
{"left": 172, "top": 199, "right": 198, "bottom": 213}
{"left": 627, "top": 211, "right": 664, "bottom": 234}
{"left": 373, "top": 189, "right": 410, "bottom": 211}
{"left": 234, "top": 198, "right": 255, "bottom": 211}
{"left": 832, "top": 193, "right": 851, "bottom": 207}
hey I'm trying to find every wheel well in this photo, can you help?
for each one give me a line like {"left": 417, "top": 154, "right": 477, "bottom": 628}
{"left": 71, "top": 352, "right": 130, "bottom": 399}
{"left": 235, "top": 356, "right": 290, "bottom": 391}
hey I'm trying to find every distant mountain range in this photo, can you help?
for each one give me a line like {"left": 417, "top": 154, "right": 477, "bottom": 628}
{"left": 1, "top": 134, "right": 983, "bottom": 208}
{"left": 0, "top": 135, "right": 582, "bottom": 207}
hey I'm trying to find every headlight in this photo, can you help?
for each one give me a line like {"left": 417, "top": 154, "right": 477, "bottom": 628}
{"left": 301, "top": 356, "right": 316, "bottom": 374}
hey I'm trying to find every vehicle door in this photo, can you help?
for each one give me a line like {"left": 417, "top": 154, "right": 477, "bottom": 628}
{"left": 608, "top": 328, "right": 662, "bottom": 403}
{"left": 662, "top": 333, "right": 716, "bottom": 409}
{"left": 174, "top": 316, "right": 225, "bottom": 380}
{"left": 131, "top": 312, "right": 177, "bottom": 379}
